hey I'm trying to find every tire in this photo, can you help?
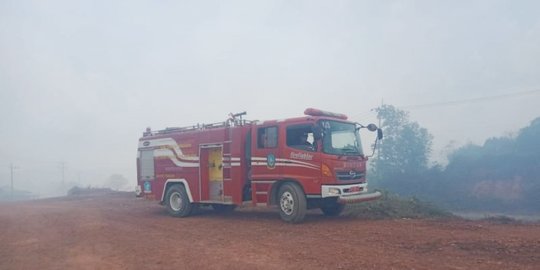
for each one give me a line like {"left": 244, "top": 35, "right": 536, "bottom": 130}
{"left": 320, "top": 202, "right": 345, "bottom": 216}
{"left": 211, "top": 204, "right": 237, "bottom": 212}
{"left": 165, "top": 184, "right": 193, "bottom": 217}
{"left": 278, "top": 182, "right": 307, "bottom": 223}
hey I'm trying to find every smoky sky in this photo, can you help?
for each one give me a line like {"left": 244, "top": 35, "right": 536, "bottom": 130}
{"left": 1, "top": 1, "right": 539, "bottom": 196}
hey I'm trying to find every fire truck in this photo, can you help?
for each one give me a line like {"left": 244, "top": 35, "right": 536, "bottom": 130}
{"left": 136, "top": 108, "right": 382, "bottom": 223}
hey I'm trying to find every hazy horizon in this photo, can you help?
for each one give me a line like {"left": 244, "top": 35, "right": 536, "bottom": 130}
{"left": 1, "top": 1, "right": 539, "bottom": 197}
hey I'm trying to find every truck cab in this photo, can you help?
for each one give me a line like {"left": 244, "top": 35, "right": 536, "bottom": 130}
{"left": 249, "top": 109, "right": 381, "bottom": 222}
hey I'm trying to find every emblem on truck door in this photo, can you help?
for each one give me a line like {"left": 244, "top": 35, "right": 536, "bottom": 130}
{"left": 267, "top": 154, "right": 276, "bottom": 169}
{"left": 143, "top": 181, "right": 151, "bottom": 193}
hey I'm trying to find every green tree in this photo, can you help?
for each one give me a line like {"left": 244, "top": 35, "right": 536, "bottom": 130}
{"left": 371, "top": 104, "right": 433, "bottom": 191}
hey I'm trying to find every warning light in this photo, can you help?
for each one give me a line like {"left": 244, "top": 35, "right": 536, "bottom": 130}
{"left": 304, "top": 108, "right": 348, "bottom": 120}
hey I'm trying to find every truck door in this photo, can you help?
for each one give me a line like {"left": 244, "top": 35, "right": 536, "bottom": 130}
{"left": 283, "top": 124, "right": 321, "bottom": 195}
{"left": 250, "top": 126, "right": 281, "bottom": 204}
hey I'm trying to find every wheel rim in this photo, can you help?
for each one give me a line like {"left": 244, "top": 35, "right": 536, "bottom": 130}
{"left": 170, "top": 192, "right": 183, "bottom": 211}
{"left": 280, "top": 191, "right": 294, "bottom": 215}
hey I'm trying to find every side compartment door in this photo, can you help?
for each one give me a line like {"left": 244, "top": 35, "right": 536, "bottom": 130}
{"left": 139, "top": 150, "right": 155, "bottom": 195}
{"left": 199, "top": 145, "right": 224, "bottom": 202}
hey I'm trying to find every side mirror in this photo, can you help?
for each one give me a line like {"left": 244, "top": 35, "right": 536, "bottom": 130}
{"left": 367, "top": 123, "right": 378, "bottom": 132}
{"left": 377, "top": 128, "right": 383, "bottom": 140}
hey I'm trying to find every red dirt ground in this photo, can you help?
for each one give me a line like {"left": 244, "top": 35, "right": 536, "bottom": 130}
{"left": 1, "top": 192, "right": 539, "bottom": 270}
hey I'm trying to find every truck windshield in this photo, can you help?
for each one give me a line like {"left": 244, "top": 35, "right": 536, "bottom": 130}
{"left": 320, "top": 120, "right": 364, "bottom": 156}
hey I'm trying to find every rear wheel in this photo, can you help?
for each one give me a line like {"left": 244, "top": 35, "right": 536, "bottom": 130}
{"left": 278, "top": 182, "right": 307, "bottom": 223}
{"left": 320, "top": 202, "right": 345, "bottom": 216}
{"left": 165, "top": 184, "right": 193, "bottom": 217}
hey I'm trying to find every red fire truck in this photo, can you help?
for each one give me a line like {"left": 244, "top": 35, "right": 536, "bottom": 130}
{"left": 136, "top": 108, "right": 382, "bottom": 223}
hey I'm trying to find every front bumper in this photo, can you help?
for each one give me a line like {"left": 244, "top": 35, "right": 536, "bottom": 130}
{"left": 337, "top": 191, "right": 382, "bottom": 204}
{"left": 321, "top": 183, "right": 381, "bottom": 204}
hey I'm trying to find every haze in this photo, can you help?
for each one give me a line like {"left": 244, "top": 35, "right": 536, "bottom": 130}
{"left": 1, "top": 1, "right": 539, "bottom": 197}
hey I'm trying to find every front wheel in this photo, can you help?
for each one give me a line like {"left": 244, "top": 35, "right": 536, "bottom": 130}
{"left": 165, "top": 184, "right": 193, "bottom": 217}
{"left": 278, "top": 182, "right": 307, "bottom": 223}
{"left": 320, "top": 202, "right": 345, "bottom": 216}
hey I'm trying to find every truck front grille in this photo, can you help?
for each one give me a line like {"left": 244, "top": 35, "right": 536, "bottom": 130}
{"left": 336, "top": 170, "right": 365, "bottom": 181}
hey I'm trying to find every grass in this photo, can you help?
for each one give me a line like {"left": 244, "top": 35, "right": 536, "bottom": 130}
{"left": 67, "top": 186, "right": 116, "bottom": 196}
{"left": 343, "top": 190, "right": 454, "bottom": 219}
{"left": 480, "top": 215, "right": 522, "bottom": 224}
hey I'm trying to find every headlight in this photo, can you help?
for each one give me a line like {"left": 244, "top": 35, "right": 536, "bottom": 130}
{"left": 328, "top": 188, "right": 341, "bottom": 195}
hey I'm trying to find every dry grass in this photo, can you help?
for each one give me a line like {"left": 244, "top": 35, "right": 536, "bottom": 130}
{"left": 343, "top": 190, "right": 454, "bottom": 219}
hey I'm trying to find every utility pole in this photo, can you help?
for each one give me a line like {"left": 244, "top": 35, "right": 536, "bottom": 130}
{"left": 379, "top": 98, "right": 383, "bottom": 158}
{"left": 376, "top": 98, "right": 383, "bottom": 163}
{"left": 60, "top": 162, "right": 66, "bottom": 191}
{"left": 10, "top": 163, "right": 17, "bottom": 200}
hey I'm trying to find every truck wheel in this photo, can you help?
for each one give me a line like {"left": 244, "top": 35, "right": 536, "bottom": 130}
{"left": 211, "top": 204, "right": 237, "bottom": 212}
{"left": 278, "top": 182, "right": 307, "bottom": 223}
{"left": 320, "top": 202, "right": 345, "bottom": 216}
{"left": 165, "top": 184, "right": 193, "bottom": 217}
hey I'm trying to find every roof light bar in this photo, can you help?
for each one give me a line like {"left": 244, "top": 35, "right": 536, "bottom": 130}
{"left": 304, "top": 108, "right": 348, "bottom": 120}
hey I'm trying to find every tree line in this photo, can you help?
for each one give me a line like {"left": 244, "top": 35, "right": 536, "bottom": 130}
{"left": 370, "top": 104, "right": 540, "bottom": 213}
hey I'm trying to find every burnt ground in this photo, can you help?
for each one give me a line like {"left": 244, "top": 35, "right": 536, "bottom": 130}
{"left": 1, "top": 192, "right": 539, "bottom": 270}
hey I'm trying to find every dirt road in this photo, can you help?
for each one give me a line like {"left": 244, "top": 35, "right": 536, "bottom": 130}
{"left": 1, "top": 192, "right": 539, "bottom": 270}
